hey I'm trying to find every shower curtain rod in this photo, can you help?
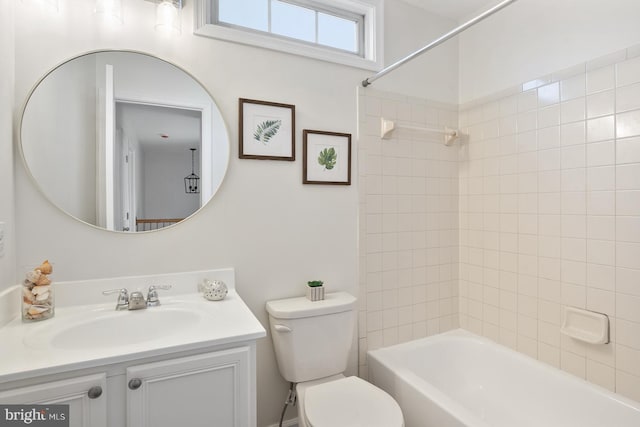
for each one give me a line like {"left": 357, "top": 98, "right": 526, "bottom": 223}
{"left": 361, "top": 0, "right": 519, "bottom": 87}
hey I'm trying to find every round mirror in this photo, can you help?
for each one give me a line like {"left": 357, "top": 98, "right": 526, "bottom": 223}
{"left": 20, "top": 51, "right": 229, "bottom": 232}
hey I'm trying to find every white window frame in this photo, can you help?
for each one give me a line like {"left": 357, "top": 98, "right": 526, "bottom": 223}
{"left": 194, "top": 0, "right": 384, "bottom": 71}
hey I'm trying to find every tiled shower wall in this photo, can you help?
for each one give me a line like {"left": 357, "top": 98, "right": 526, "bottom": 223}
{"left": 357, "top": 88, "right": 459, "bottom": 377}
{"left": 458, "top": 46, "right": 640, "bottom": 402}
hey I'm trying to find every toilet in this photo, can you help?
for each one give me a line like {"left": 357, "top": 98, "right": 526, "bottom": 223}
{"left": 266, "top": 291, "right": 404, "bottom": 427}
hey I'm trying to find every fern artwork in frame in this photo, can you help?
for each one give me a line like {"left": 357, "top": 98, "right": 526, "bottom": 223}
{"left": 239, "top": 98, "right": 295, "bottom": 160}
{"left": 303, "top": 129, "right": 351, "bottom": 185}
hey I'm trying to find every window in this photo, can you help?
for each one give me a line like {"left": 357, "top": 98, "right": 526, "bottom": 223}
{"left": 194, "top": 0, "right": 383, "bottom": 70}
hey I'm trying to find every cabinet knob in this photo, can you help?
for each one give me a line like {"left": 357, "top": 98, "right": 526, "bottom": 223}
{"left": 128, "top": 378, "right": 142, "bottom": 390}
{"left": 87, "top": 386, "right": 102, "bottom": 399}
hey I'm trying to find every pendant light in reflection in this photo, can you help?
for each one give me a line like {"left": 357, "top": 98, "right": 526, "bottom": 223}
{"left": 184, "top": 148, "right": 200, "bottom": 194}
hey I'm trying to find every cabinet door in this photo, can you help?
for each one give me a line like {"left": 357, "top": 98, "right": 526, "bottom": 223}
{"left": 127, "top": 346, "right": 250, "bottom": 427}
{"left": 0, "top": 373, "right": 107, "bottom": 427}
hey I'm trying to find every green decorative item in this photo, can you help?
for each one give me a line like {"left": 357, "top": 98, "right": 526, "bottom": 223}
{"left": 253, "top": 119, "right": 282, "bottom": 144}
{"left": 306, "top": 280, "right": 325, "bottom": 301}
{"left": 317, "top": 147, "right": 337, "bottom": 170}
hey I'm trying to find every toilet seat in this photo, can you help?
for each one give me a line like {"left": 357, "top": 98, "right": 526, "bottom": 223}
{"left": 303, "top": 376, "right": 403, "bottom": 427}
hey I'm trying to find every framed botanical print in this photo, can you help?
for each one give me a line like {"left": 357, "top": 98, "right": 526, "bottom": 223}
{"left": 239, "top": 98, "right": 295, "bottom": 160}
{"left": 303, "top": 130, "right": 351, "bottom": 185}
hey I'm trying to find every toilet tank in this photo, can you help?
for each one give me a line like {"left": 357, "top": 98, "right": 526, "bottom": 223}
{"left": 266, "top": 292, "right": 357, "bottom": 383}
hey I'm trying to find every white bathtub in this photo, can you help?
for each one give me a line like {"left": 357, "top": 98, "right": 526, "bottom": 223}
{"left": 367, "top": 329, "right": 640, "bottom": 427}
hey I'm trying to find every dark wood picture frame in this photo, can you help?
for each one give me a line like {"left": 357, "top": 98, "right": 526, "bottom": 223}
{"left": 303, "top": 129, "right": 352, "bottom": 185}
{"left": 239, "top": 98, "right": 296, "bottom": 161}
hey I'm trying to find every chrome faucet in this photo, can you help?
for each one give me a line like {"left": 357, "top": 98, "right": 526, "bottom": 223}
{"left": 103, "top": 285, "right": 172, "bottom": 310}
{"left": 128, "top": 291, "right": 147, "bottom": 310}
{"left": 102, "top": 288, "right": 130, "bottom": 311}
{"left": 146, "top": 284, "right": 172, "bottom": 307}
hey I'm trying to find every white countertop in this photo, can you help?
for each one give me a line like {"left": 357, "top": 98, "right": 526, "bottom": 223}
{"left": 0, "top": 269, "right": 266, "bottom": 384}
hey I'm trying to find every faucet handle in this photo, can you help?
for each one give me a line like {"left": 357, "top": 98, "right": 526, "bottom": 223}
{"left": 103, "top": 288, "right": 129, "bottom": 310}
{"left": 146, "top": 284, "right": 172, "bottom": 307}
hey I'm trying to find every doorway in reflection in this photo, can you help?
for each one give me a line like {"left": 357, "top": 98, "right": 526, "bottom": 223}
{"left": 114, "top": 102, "right": 202, "bottom": 232}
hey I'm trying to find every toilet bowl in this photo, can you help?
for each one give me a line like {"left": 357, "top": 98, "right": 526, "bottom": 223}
{"left": 298, "top": 375, "right": 403, "bottom": 427}
{"left": 266, "top": 292, "right": 404, "bottom": 427}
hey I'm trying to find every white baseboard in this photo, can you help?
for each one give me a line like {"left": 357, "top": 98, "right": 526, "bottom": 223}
{"left": 264, "top": 417, "right": 298, "bottom": 427}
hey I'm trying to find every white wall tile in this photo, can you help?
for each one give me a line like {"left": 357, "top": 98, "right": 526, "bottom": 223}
{"left": 538, "top": 82, "right": 560, "bottom": 107}
{"left": 454, "top": 52, "right": 640, "bottom": 401}
{"left": 587, "top": 191, "right": 615, "bottom": 216}
{"left": 617, "top": 137, "right": 640, "bottom": 164}
{"left": 561, "top": 214, "right": 586, "bottom": 238}
{"left": 562, "top": 350, "right": 586, "bottom": 379}
{"left": 561, "top": 145, "right": 586, "bottom": 169}
{"left": 617, "top": 82, "right": 640, "bottom": 113}
{"left": 587, "top": 263, "right": 615, "bottom": 292}
{"left": 586, "top": 359, "right": 615, "bottom": 391}
{"left": 616, "top": 344, "right": 640, "bottom": 376}
{"left": 587, "top": 65, "right": 615, "bottom": 94}
{"left": 538, "top": 105, "right": 560, "bottom": 129}
{"left": 587, "top": 239, "right": 616, "bottom": 266}
{"left": 587, "top": 166, "right": 616, "bottom": 191}
{"left": 617, "top": 217, "right": 640, "bottom": 243}
{"left": 561, "top": 122, "right": 586, "bottom": 146}
{"left": 562, "top": 238, "right": 586, "bottom": 262}
{"left": 561, "top": 75, "right": 586, "bottom": 101}
{"left": 617, "top": 319, "right": 640, "bottom": 350}
{"left": 586, "top": 140, "right": 615, "bottom": 166}
{"left": 562, "top": 260, "right": 587, "bottom": 287}
{"left": 587, "top": 90, "right": 615, "bottom": 119}
{"left": 562, "top": 192, "right": 586, "bottom": 215}
{"left": 617, "top": 191, "right": 640, "bottom": 215}
{"left": 617, "top": 109, "right": 640, "bottom": 138}
{"left": 616, "top": 56, "right": 640, "bottom": 87}
{"left": 538, "top": 126, "right": 561, "bottom": 150}
{"left": 561, "top": 99, "right": 586, "bottom": 123}
{"left": 518, "top": 89, "right": 538, "bottom": 112}
{"left": 617, "top": 267, "right": 640, "bottom": 297}
{"left": 587, "top": 116, "right": 615, "bottom": 143}
{"left": 617, "top": 242, "right": 640, "bottom": 270}
{"left": 561, "top": 168, "right": 586, "bottom": 192}
{"left": 616, "top": 371, "right": 640, "bottom": 403}
{"left": 587, "top": 215, "right": 616, "bottom": 241}
{"left": 617, "top": 163, "right": 640, "bottom": 190}
{"left": 538, "top": 170, "right": 562, "bottom": 193}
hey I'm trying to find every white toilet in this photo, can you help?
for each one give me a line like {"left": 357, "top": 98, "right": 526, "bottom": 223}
{"left": 266, "top": 291, "right": 404, "bottom": 427}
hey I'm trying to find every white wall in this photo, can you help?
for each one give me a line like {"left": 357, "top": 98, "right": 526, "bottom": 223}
{"left": 143, "top": 146, "right": 200, "bottom": 219}
{"left": 459, "top": 0, "right": 640, "bottom": 104}
{"left": 375, "top": 0, "right": 459, "bottom": 103}
{"left": 0, "top": 0, "right": 15, "bottom": 295}
{"left": 22, "top": 54, "right": 98, "bottom": 224}
{"left": 12, "top": 1, "right": 457, "bottom": 425}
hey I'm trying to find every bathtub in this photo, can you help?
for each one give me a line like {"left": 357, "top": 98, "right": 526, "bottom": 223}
{"left": 367, "top": 329, "right": 640, "bottom": 427}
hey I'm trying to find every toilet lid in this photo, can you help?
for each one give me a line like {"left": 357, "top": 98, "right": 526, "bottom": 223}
{"left": 304, "top": 376, "right": 403, "bottom": 427}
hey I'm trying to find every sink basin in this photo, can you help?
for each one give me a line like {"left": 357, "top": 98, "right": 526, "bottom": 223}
{"left": 24, "top": 305, "right": 204, "bottom": 350}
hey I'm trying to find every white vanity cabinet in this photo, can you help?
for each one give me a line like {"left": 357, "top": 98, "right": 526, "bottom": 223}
{"left": 0, "top": 342, "right": 258, "bottom": 427}
{"left": 0, "top": 269, "right": 266, "bottom": 427}
{"left": 126, "top": 346, "right": 253, "bottom": 427}
{"left": 0, "top": 373, "right": 108, "bottom": 427}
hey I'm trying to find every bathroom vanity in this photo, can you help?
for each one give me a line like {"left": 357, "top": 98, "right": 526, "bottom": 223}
{"left": 0, "top": 269, "right": 265, "bottom": 427}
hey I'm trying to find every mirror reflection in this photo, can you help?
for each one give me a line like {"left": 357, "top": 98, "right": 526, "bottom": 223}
{"left": 20, "top": 51, "right": 229, "bottom": 232}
